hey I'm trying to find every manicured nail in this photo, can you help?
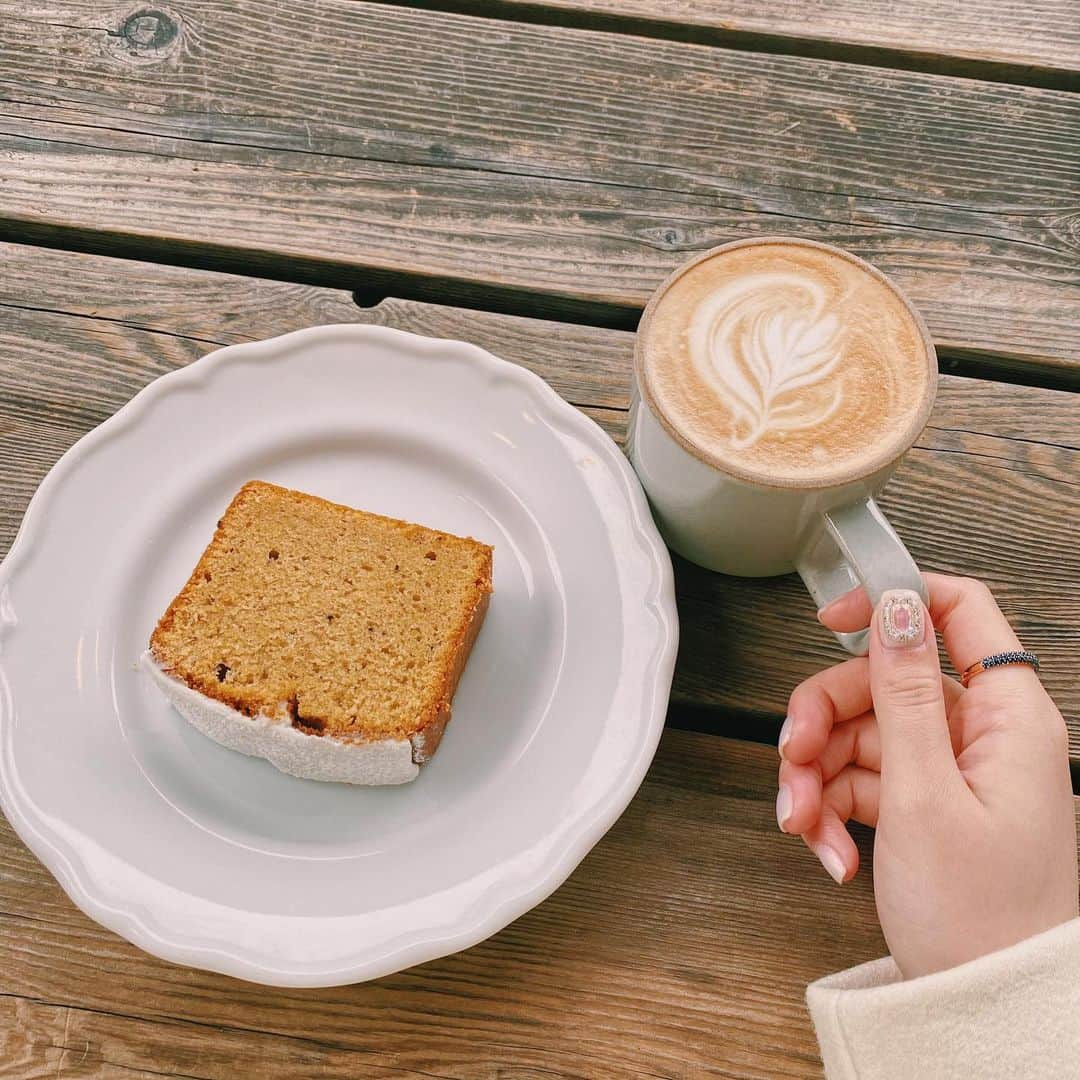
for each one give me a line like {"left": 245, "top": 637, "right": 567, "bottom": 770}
{"left": 817, "top": 846, "right": 847, "bottom": 884}
{"left": 778, "top": 716, "right": 793, "bottom": 758}
{"left": 776, "top": 786, "right": 793, "bottom": 831}
{"left": 879, "top": 589, "right": 925, "bottom": 649}
{"left": 816, "top": 598, "right": 837, "bottom": 624}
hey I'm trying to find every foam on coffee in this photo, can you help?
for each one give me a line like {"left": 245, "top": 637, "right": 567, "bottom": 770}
{"left": 637, "top": 241, "right": 935, "bottom": 487}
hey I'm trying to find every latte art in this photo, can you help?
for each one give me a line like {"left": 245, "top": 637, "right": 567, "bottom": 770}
{"left": 636, "top": 239, "right": 935, "bottom": 487}
{"left": 689, "top": 273, "right": 844, "bottom": 449}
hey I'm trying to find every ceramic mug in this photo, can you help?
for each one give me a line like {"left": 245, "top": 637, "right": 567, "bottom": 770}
{"left": 627, "top": 237, "right": 938, "bottom": 655}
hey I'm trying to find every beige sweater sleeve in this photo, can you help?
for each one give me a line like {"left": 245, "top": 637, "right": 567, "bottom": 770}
{"left": 807, "top": 917, "right": 1080, "bottom": 1080}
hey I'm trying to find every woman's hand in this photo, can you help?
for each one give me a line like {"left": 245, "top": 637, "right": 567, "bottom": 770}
{"left": 776, "top": 574, "right": 1078, "bottom": 978}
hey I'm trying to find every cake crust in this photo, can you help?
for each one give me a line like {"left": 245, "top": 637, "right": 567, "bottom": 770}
{"left": 410, "top": 586, "right": 490, "bottom": 763}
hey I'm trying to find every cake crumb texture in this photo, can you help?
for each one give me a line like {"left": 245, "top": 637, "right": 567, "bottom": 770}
{"left": 150, "top": 481, "right": 492, "bottom": 748}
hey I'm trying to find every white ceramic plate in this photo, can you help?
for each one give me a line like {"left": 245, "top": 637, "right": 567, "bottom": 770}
{"left": 0, "top": 325, "right": 677, "bottom": 986}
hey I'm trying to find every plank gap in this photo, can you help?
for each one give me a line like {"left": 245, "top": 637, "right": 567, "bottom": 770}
{"left": 0, "top": 222, "right": 641, "bottom": 331}
{"left": 666, "top": 703, "right": 785, "bottom": 749}
{"left": 666, "top": 705, "right": 1080, "bottom": 797}
{"left": 938, "top": 351, "right": 1080, "bottom": 394}
{"left": 351, "top": 275, "right": 638, "bottom": 331}
{"left": 356, "top": 0, "right": 1080, "bottom": 91}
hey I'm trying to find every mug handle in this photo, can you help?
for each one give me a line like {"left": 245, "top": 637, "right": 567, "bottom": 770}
{"left": 795, "top": 497, "right": 926, "bottom": 655}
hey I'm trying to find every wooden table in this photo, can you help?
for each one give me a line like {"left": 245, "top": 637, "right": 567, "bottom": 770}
{"left": 1, "top": 3, "right": 1077, "bottom": 1076}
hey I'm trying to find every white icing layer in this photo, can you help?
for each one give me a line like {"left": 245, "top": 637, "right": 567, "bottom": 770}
{"left": 140, "top": 652, "right": 419, "bottom": 786}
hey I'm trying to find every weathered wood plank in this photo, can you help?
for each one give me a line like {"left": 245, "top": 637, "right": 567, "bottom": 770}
{"left": 1, "top": 730, "right": 1076, "bottom": 1079}
{"left": 462, "top": 0, "right": 1080, "bottom": 88}
{"left": 0, "top": 732, "right": 878, "bottom": 1080}
{"left": 2, "top": 243, "right": 1078, "bottom": 759}
{"left": 0, "top": 3, "right": 1077, "bottom": 377}
{"left": 3, "top": 995, "right": 468, "bottom": 1080}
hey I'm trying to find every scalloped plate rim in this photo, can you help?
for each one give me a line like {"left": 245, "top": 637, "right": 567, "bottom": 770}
{"left": 0, "top": 323, "right": 678, "bottom": 986}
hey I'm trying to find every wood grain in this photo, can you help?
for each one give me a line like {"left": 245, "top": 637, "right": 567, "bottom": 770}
{"left": 0, "top": 732, "right": 874, "bottom": 1079}
{"left": 1, "top": 728, "right": 1076, "bottom": 1079}
{"left": 1, "top": 243, "right": 1078, "bottom": 762}
{"left": 0, "top": 3, "right": 1078, "bottom": 377}
{"left": 448, "top": 0, "right": 1080, "bottom": 88}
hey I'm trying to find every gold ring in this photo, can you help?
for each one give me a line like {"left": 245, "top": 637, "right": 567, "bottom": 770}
{"left": 960, "top": 650, "right": 1040, "bottom": 688}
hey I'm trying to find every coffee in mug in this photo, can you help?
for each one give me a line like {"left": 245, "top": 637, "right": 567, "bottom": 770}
{"left": 629, "top": 237, "right": 937, "bottom": 654}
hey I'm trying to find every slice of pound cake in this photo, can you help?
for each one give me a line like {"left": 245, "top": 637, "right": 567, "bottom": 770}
{"left": 142, "top": 481, "right": 493, "bottom": 785}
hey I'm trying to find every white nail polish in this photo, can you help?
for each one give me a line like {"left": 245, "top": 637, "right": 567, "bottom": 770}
{"left": 818, "top": 846, "right": 847, "bottom": 884}
{"left": 778, "top": 716, "right": 793, "bottom": 757}
{"left": 776, "top": 786, "right": 793, "bottom": 831}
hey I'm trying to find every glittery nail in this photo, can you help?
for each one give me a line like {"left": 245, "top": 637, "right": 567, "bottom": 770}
{"left": 880, "top": 589, "right": 925, "bottom": 648}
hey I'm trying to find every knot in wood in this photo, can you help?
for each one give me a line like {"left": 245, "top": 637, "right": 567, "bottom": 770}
{"left": 120, "top": 9, "right": 178, "bottom": 49}
{"left": 639, "top": 225, "right": 688, "bottom": 251}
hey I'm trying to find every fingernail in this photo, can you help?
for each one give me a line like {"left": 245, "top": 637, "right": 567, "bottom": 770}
{"left": 778, "top": 716, "right": 793, "bottom": 758}
{"left": 817, "top": 846, "right": 847, "bottom": 884}
{"left": 776, "top": 785, "right": 793, "bottom": 831}
{"left": 879, "top": 589, "right": 925, "bottom": 649}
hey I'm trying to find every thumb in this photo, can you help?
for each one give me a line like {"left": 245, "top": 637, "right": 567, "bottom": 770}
{"left": 871, "top": 588, "right": 959, "bottom": 793}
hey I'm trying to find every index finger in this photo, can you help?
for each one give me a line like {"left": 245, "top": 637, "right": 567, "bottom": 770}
{"left": 818, "top": 573, "right": 1025, "bottom": 675}
{"left": 782, "top": 654, "right": 964, "bottom": 765}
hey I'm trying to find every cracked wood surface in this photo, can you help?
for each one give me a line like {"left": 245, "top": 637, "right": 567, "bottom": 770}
{"left": 462, "top": 0, "right": 1080, "bottom": 88}
{"left": 3, "top": 727, "right": 1072, "bottom": 1080}
{"left": 0, "top": 2, "right": 1077, "bottom": 380}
